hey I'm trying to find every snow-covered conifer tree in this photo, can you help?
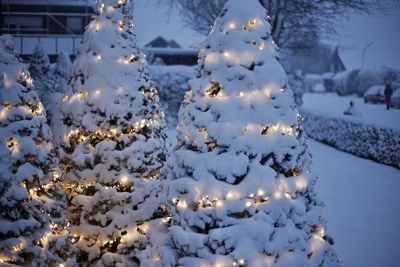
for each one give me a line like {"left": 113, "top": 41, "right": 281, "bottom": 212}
{"left": 29, "top": 43, "right": 51, "bottom": 80}
{"left": 28, "top": 43, "right": 58, "bottom": 123}
{"left": 162, "top": 0, "right": 339, "bottom": 266}
{"left": 55, "top": 52, "right": 72, "bottom": 82}
{"left": 58, "top": 0, "right": 168, "bottom": 265}
{"left": 0, "top": 35, "right": 73, "bottom": 266}
{"left": 50, "top": 52, "right": 72, "bottom": 148}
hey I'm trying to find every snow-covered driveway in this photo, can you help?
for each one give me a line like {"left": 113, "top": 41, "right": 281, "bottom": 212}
{"left": 310, "top": 140, "right": 400, "bottom": 267}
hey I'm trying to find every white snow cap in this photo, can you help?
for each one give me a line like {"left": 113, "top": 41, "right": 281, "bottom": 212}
{"left": 162, "top": 0, "right": 339, "bottom": 266}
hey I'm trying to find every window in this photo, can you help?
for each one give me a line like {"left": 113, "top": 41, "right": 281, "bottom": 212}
{"left": 66, "top": 17, "right": 82, "bottom": 32}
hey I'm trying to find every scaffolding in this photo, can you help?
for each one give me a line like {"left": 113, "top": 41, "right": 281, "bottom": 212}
{"left": 1, "top": 0, "right": 94, "bottom": 58}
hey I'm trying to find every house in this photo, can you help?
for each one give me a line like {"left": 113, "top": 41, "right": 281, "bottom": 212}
{"left": 1, "top": 0, "right": 95, "bottom": 61}
{"left": 142, "top": 36, "right": 198, "bottom": 66}
{"left": 326, "top": 46, "right": 346, "bottom": 73}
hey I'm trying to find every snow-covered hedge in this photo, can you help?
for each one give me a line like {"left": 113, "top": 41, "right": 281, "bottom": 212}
{"left": 301, "top": 110, "right": 400, "bottom": 169}
{"left": 149, "top": 65, "right": 195, "bottom": 127}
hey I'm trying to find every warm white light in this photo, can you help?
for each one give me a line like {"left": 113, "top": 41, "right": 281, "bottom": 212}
{"left": 223, "top": 51, "right": 231, "bottom": 59}
{"left": 258, "top": 42, "right": 265, "bottom": 50}
{"left": 95, "top": 89, "right": 101, "bottom": 96}
{"left": 295, "top": 178, "right": 308, "bottom": 190}
{"left": 96, "top": 55, "right": 102, "bottom": 61}
{"left": 226, "top": 192, "right": 234, "bottom": 200}
{"left": 245, "top": 201, "right": 251, "bottom": 208}
{"left": 274, "top": 191, "right": 282, "bottom": 199}
{"left": 178, "top": 200, "right": 187, "bottom": 209}
{"left": 120, "top": 175, "right": 129, "bottom": 184}
{"left": 0, "top": 108, "right": 7, "bottom": 120}
{"left": 257, "top": 189, "right": 264, "bottom": 196}
{"left": 228, "top": 22, "right": 237, "bottom": 30}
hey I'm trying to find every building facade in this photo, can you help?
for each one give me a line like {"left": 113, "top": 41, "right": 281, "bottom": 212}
{"left": 1, "top": 0, "right": 94, "bottom": 61}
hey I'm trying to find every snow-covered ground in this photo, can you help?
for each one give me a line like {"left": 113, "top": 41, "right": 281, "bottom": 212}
{"left": 310, "top": 140, "right": 400, "bottom": 267}
{"left": 302, "top": 93, "right": 400, "bottom": 129}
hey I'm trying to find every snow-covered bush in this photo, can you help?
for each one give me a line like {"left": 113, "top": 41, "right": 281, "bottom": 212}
{"left": 332, "top": 67, "right": 400, "bottom": 97}
{"left": 332, "top": 71, "right": 350, "bottom": 96}
{"left": 149, "top": 65, "right": 195, "bottom": 127}
{"left": 159, "top": 0, "right": 339, "bottom": 266}
{"left": 348, "top": 68, "right": 382, "bottom": 97}
{"left": 0, "top": 35, "right": 73, "bottom": 266}
{"left": 304, "top": 74, "right": 325, "bottom": 93}
{"left": 57, "top": 0, "right": 168, "bottom": 265}
{"left": 301, "top": 110, "right": 400, "bottom": 169}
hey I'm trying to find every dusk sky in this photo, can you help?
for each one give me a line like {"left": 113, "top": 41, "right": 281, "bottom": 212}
{"left": 134, "top": 1, "right": 400, "bottom": 70}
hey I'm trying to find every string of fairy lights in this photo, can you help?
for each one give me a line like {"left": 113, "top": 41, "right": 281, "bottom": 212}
{"left": 0, "top": 0, "right": 328, "bottom": 265}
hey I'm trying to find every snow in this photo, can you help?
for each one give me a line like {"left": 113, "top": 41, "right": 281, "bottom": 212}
{"left": 167, "top": 129, "right": 400, "bottom": 267}
{"left": 161, "top": 0, "right": 339, "bottom": 265}
{"left": 302, "top": 93, "right": 400, "bottom": 129}
{"left": 309, "top": 140, "right": 400, "bottom": 267}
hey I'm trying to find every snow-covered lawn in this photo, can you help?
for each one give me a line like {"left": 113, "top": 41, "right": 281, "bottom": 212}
{"left": 310, "top": 140, "right": 400, "bottom": 267}
{"left": 302, "top": 93, "right": 400, "bottom": 129}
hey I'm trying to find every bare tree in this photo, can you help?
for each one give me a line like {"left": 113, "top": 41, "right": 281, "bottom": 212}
{"left": 161, "top": 0, "right": 383, "bottom": 50}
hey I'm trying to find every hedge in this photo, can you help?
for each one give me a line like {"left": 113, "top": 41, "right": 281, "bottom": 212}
{"left": 301, "top": 109, "right": 400, "bottom": 169}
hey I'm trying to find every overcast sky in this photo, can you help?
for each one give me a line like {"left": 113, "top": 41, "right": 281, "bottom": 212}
{"left": 133, "top": 1, "right": 400, "bottom": 70}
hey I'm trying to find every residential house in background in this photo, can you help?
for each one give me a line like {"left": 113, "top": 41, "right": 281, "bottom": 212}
{"left": 326, "top": 46, "right": 347, "bottom": 73}
{"left": 143, "top": 36, "right": 198, "bottom": 66}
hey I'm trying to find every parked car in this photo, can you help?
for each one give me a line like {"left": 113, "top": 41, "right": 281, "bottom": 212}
{"left": 363, "top": 85, "right": 385, "bottom": 104}
{"left": 392, "top": 89, "right": 400, "bottom": 109}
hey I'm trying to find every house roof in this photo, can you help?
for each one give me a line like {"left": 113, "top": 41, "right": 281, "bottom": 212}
{"left": 144, "top": 36, "right": 182, "bottom": 49}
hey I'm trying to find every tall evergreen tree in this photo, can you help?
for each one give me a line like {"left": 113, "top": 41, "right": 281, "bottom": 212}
{"left": 0, "top": 35, "right": 73, "bottom": 266}
{"left": 162, "top": 0, "right": 339, "bottom": 266}
{"left": 58, "top": 0, "right": 168, "bottom": 265}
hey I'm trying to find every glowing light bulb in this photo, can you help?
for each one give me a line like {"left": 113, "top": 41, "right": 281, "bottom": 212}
{"left": 120, "top": 175, "right": 129, "bottom": 184}
{"left": 258, "top": 42, "right": 265, "bottom": 50}
{"left": 257, "top": 189, "right": 264, "bottom": 196}
{"left": 226, "top": 192, "right": 234, "bottom": 200}
{"left": 246, "top": 201, "right": 251, "bottom": 208}
{"left": 96, "top": 54, "right": 102, "bottom": 61}
{"left": 228, "top": 22, "right": 236, "bottom": 30}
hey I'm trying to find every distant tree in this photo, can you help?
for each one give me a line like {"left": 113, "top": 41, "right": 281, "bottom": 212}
{"left": 0, "top": 35, "right": 73, "bottom": 266}
{"left": 288, "top": 70, "right": 304, "bottom": 107}
{"left": 159, "top": 0, "right": 339, "bottom": 265}
{"left": 29, "top": 43, "right": 57, "bottom": 122}
{"left": 49, "top": 52, "right": 72, "bottom": 148}
{"left": 162, "top": 0, "right": 379, "bottom": 50}
{"left": 54, "top": 51, "right": 72, "bottom": 92}
{"left": 57, "top": 0, "right": 168, "bottom": 265}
